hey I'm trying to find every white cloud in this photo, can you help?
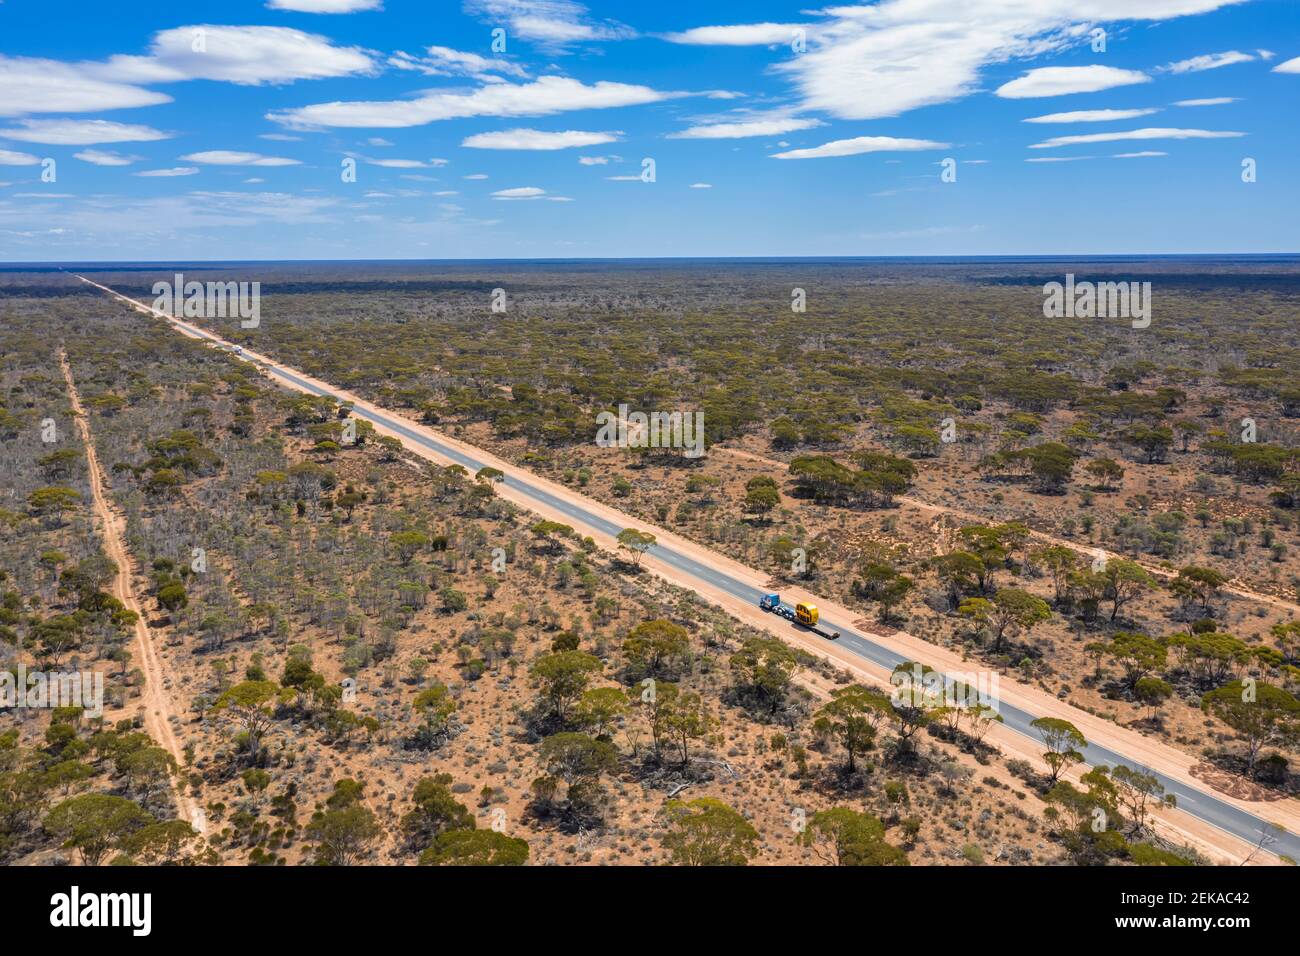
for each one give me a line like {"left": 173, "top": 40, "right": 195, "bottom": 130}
{"left": 261, "top": 133, "right": 303, "bottom": 141}
{"left": 491, "top": 185, "right": 572, "bottom": 201}
{"left": 1174, "top": 97, "right": 1238, "bottom": 106}
{"left": 1022, "top": 108, "right": 1159, "bottom": 123}
{"left": 367, "top": 137, "right": 394, "bottom": 146}
{"left": 668, "top": 116, "right": 824, "bottom": 139}
{"left": 465, "top": 1, "right": 633, "bottom": 48}
{"left": 1025, "top": 155, "right": 1095, "bottom": 162}
{"left": 462, "top": 128, "right": 620, "bottom": 150}
{"left": 180, "top": 150, "right": 301, "bottom": 166}
{"left": 577, "top": 155, "right": 609, "bottom": 165}
{"left": 269, "top": 76, "right": 679, "bottom": 129}
{"left": 0, "top": 149, "right": 41, "bottom": 165}
{"left": 665, "top": 23, "right": 807, "bottom": 46}
{"left": 1274, "top": 56, "right": 1300, "bottom": 74}
{"left": 675, "top": 2, "right": 1245, "bottom": 122}
{"left": 1113, "top": 150, "right": 1167, "bottom": 157}
{"left": 266, "top": 0, "right": 383, "bottom": 12}
{"left": 464, "top": 173, "right": 489, "bottom": 180}
{"left": 1029, "top": 127, "right": 1245, "bottom": 148}
{"left": 244, "top": 177, "right": 266, "bottom": 183}
{"left": 389, "top": 46, "right": 528, "bottom": 79}
{"left": 73, "top": 149, "right": 141, "bottom": 166}
{"left": 134, "top": 167, "right": 200, "bottom": 176}
{"left": 1161, "top": 50, "right": 1256, "bottom": 73}
{"left": 98, "top": 26, "right": 375, "bottom": 86}
{"left": 0, "top": 118, "right": 169, "bottom": 145}
{"left": 689, "top": 182, "right": 712, "bottom": 188}
{"left": 997, "top": 65, "right": 1150, "bottom": 99}
{"left": 0, "top": 56, "right": 172, "bottom": 117}
{"left": 0, "top": 27, "right": 373, "bottom": 120}
{"left": 366, "top": 157, "right": 439, "bottom": 167}
{"left": 772, "top": 135, "right": 948, "bottom": 160}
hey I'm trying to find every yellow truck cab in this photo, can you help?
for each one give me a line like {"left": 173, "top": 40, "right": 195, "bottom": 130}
{"left": 795, "top": 602, "right": 818, "bottom": 626}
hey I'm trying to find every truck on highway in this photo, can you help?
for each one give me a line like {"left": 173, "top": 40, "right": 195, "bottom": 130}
{"left": 759, "top": 593, "right": 840, "bottom": 640}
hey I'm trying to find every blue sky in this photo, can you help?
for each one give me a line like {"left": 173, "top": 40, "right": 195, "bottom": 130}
{"left": 1, "top": 0, "right": 1297, "bottom": 260}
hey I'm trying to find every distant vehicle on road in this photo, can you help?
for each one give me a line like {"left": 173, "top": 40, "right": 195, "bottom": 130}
{"left": 759, "top": 593, "right": 840, "bottom": 639}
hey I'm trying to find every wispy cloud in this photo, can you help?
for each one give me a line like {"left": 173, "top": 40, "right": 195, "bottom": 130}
{"left": 997, "top": 66, "right": 1150, "bottom": 99}
{"left": 1022, "top": 108, "right": 1159, "bottom": 124}
{"left": 772, "top": 135, "right": 948, "bottom": 160}
{"left": 363, "top": 156, "right": 448, "bottom": 167}
{"left": 0, "top": 118, "right": 169, "bottom": 144}
{"left": 462, "top": 128, "right": 620, "bottom": 150}
{"left": 266, "top": 0, "right": 383, "bottom": 12}
{"left": 73, "top": 149, "right": 141, "bottom": 166}
{"left": 664, "top": 23, "right": 807, "bottom": 46}
{"left": 1028, "top": 127, "right": 1245, "bottom": 149}
{"left": 180, "top": 150, "right": 301, "bottom": 166}
{"left": 269, "top": 76, "right": 681, "bottom": 129}
{"left": 490, "top": 185, "right": 572, "bottom": 201}
{"left": 668, "top": 116, "right": 823, "bottom": 139}
{"left": 465, "top": 0, "right": 633, "bottom": 49}
{"left": 0, "top": 149, "right": 41, "bottom": 165}
{"left": 388, "top": 45, "right": 528, "bottom": 79}
{"left": 1160, "top": 49, "right": 1257, "bottom": 73}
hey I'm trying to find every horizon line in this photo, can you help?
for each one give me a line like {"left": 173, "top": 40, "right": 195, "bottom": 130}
{"left": 4, "top": 251, "right": 1299, "bottom": 267}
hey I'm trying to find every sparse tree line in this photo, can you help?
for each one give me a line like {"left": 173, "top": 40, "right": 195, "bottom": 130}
{"left": 1, "top": 321, "right": 192, "bottom": 868}
{"left": 844, "top": 519, "right": 1300, "bottom": 783}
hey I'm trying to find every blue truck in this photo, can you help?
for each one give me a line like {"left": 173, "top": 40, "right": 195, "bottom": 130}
{"left": 759, "top": 593, "right": 840, "bottom": 640}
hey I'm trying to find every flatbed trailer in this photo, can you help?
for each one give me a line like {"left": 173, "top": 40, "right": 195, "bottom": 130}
{"left": 759, "top": 593, "right": 840, "bottom": 640}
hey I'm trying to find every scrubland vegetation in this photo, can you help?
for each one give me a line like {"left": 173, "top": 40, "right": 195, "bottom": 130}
{"left": 3, "top": 258, "right": 1298, "bottom": 865}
